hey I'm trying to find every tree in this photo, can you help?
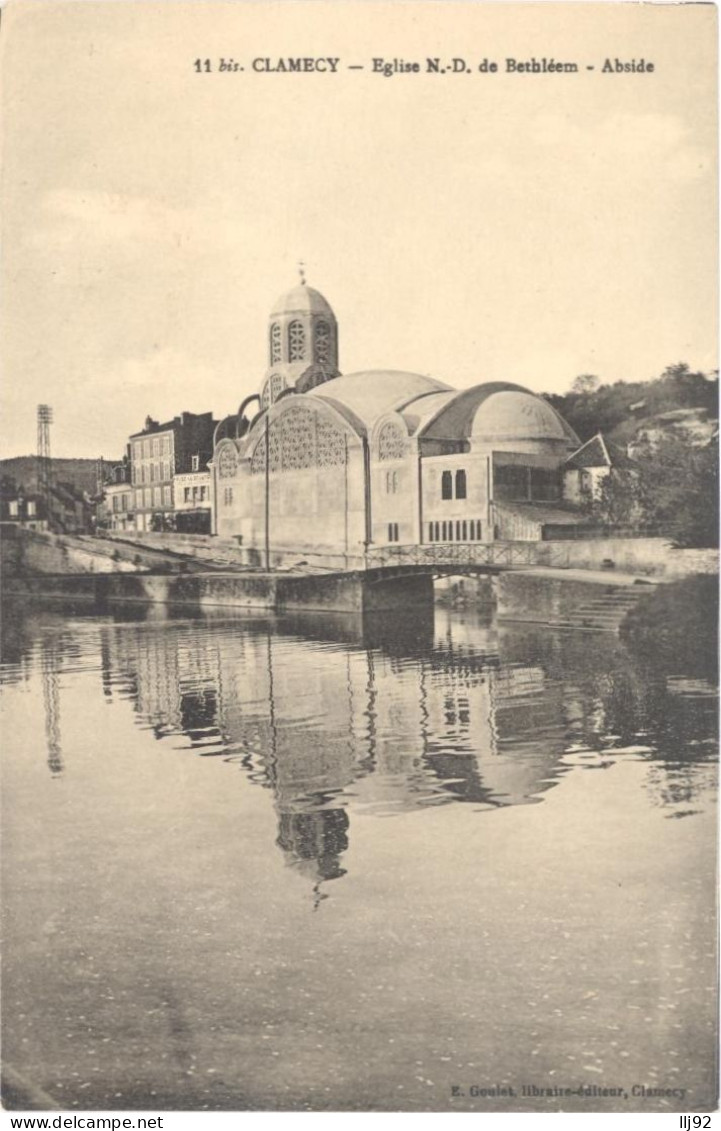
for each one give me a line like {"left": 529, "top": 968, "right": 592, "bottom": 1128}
{"left": 588, "top": 435, "right": 718, "bottom": 547}
{"left": 571, "top": 374, "right": 600, "bottom": 395}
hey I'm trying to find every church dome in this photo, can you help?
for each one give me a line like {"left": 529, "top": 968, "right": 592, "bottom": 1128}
{"left": 419, "top": 382, "right": 579, "bottom": 447}
{"left": 471, "top": 389, "right": 568, "bottom": 441}
{"left": 270, "top": 283, "right": 335, "bottom": 319}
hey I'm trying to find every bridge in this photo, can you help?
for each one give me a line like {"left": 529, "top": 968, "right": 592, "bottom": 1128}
{"left": 361, "top": 540, "right": 573, "bottom": 575}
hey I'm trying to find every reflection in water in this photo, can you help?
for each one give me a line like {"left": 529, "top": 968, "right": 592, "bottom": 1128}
{"left": 3, "top": 599, "right": 716, "bottom": 903}
{"left": 0, "top": 596, "right": 717, "bottom": 1113}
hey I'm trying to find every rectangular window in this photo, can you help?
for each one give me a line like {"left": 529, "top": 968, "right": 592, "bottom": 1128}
{"left": 476, "top": 520, "right": 482, "bottom": 540}
{"left": 442, "top": 521, "right": 447, "bottom": 540}
{"left": 135, "top": 489, "right": 143, "bottom": 508}
{"left": 153, "top": 438, "right": 160, "bottom": 457}
{"left": 27, "top": 501, "right": 36, "bottom": 516}
{"left": 387, "top": 523, "right": 399, "bottom": 542}
{"left": 494, "top": 464, "right": 529, "bottom": 502}
{"left": 163, "top": 486, "right": 172, "bottom": 506}
{"left": 428, "top": 522, "right": 434, "bottom": 542}
{"left": 144, "top": 488, "right": 152, "bottom": 508}
{"left": 143, "top": 440, "right": 150, "bottom": 459}
{"left": 192, "top": 486, "right": 198, "bottom": 501}
{"left": 192, "top": 455, "right": 200, "bottom": 472}
{"left": 184, "top": 487, "right": 191, "bottom": 503}
{"left": 455, "top": 469, "right": 467, "bottom": 499}
{"left": 150, "top": 463, "right": 155, "bottom": 482}
{"left": 8, "top": 500, "right": 18, "bottom": 517}
{"left": 199, "top": 486, "right": 207, "bottom": 502}
{"left": 462, "top": 520, "right": 467, "bottom": 540}
{"left": 153, "top": 486, "right": 161, "bottom": 507}
{"left": 112, "top": 496, "right": 119, "bottom": 512}
{"left": 448, "top": 523, "right": 454, "bottom": 541}
{"left": 441, "top": 470, "right": 453, "bottom": 500}
{"left": 223, "top": 486, "right": 233, "bottom": 506}
{"left": 456, "top": 520, "right": 461, "bottom": 540}
{"left": 434, "top": 522, "right": 440, "bottom": 542}
{"left": 530, "top": 467, "right": 560, "bottom": 501}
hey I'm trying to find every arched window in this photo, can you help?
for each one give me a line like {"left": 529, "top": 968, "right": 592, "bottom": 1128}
{"left": 288, "top": 320, "right": 306, "bottom": 362}
{"left": 455, "top": 469, "right": 467, "bottom": 499}
{"left": 270, "top": 322, "right": 282, "bottom": 364}
{"left": 441, "top": 470, "right": 453, "bottom": 500}
{"left": 315, "top": 320, "right": 331, "bottom": 365}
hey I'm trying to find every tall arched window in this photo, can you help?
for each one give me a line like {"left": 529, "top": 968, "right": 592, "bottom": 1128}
{"left": 315, "top": 321, "right": 331, "bottom": 365}
{"left": 288, "top": 320, "right": 306, "bottom": 362}
{"left": 441, "top": 470, "right": 453, "bottom": 500}
{"left": 270, "top": 322, "right": 282, "bottom": 364}
{"left": 455, "top": 469, "right": 467, "bottom": 499}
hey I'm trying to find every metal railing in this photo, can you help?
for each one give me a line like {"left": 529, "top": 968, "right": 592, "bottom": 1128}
{"left": 364, "top": 541, "right": 571, "bottom": 571}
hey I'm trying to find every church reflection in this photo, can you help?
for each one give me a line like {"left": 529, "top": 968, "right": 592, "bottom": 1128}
{"left": 2, "top": 597, "right": 715, "bottom": 902}
{"left": 94, "top": 607, "right": 576, "bottom": 898}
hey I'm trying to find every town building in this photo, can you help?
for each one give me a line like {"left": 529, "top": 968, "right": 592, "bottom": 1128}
{"left": 129, "top": 411, "right": 217, "bottom": 533}
{"left": 98, "top": 457, "right": 134, "bottom": 532}
{"left": 563, "top": 433, "right": 635, "bottom": 505}
{"left": 210, "top": 278, "right": 592, "bottom": 562}
{"left": 173, "top": 469, "right": 213, "bottom": 533}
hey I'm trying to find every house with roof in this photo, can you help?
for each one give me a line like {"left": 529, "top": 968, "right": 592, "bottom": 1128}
{"left": 562, "top": 432, "right": 636, "bottom": 507}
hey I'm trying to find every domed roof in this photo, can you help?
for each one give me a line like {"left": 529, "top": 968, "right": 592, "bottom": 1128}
{"left": 310, "top": 370, "right": 451, "bottom": 429}
{"left": 420, "top": 382, "right": 579, "bottom": 446}
{"left": 270, "top": 283, "right": 335, "bottom": 319}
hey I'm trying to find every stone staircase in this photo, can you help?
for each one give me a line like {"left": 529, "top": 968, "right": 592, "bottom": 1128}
{"left": 551, "top": 583, "right": 655, "bottom": 633}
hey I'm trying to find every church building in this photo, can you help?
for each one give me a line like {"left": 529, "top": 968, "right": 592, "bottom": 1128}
{"left": 210, "top": 278, "right": 585, "bottom": 564}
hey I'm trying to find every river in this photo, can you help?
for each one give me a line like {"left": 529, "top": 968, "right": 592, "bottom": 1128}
{"left": 1, "top": 598, "right": 717, "bottom": 1112}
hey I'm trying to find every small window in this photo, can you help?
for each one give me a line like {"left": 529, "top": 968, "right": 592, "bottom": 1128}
{"left": 448, "top": 523, "right": 454, "bottom": 541}
{"left": 428, "top": 522, "right": 434, "bottom": 542}
{"left": 223, "top": 487, "right": 233, "bottom": 506}
{"left": 456, "top": 520, "right": 461, "bottom": 540}
{"left": 434, "top": 522, "right": 440, "bottom": 542}
{"left": 462, "top": 520, "right": 467, "bottom": 540}
{"left": 387, "top": 523, "right": 399, "bottom": 542}
{"left": 9, "top": 501, "right": 18, "bottom": 517}
{"left": 441, "top": 521, "right": 447, "bottom": 540}
{"left": 191, "top": 455, "right": 200, "bottom": 472}
{"left": 455, "top": 469, "right": 467, "bottom": 499}
{"left": 441, "top": 470, "right": 453, "bottom": 500}
{"left": 476, "top": 520, "right": 482, "bottom": 540}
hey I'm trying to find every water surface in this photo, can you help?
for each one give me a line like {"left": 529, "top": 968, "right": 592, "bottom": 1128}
{"left": 1, "top": 599, "right": 717, "bottom": 1111}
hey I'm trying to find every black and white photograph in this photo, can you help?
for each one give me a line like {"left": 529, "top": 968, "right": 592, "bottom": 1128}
{"left": 0, "top": 0, "right": 718, "bottom": 1121}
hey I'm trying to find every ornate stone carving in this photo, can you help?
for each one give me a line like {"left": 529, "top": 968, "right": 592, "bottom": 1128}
{"left": 270, "top": 322, "right": 282, "bottom": 364}
{"left": 378, "top": 421, "right": 407, "bottom": 460}
{"left": 288, "top": 320, "right": 306, "bottom": 362}
{"left": 218, "top": 445, "right": 238, "bottom": 479}
{"left": 250, "top": 406, "right": 346, "bottom": 474}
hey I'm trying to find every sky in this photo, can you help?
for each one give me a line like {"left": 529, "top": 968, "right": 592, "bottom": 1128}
{"left": 1, "top": 0, "right": 717, "bottom": 459}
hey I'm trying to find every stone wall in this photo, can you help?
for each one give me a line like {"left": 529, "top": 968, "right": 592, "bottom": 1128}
{"left": 544, "top": 537, "right": 718, "bottom": 578}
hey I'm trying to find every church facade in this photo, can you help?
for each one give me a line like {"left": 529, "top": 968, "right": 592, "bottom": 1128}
{"left": 210, "top": 280, "right": 585, "bottom": 564}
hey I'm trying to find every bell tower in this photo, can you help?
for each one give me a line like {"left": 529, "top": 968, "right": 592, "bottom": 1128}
{"left": 262, "top": 269, "right": 340, "bottom": 408}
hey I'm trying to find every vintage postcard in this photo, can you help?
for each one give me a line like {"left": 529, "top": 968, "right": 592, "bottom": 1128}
{"left": 0, "top": 0, "right": 717, "bottom": 1123}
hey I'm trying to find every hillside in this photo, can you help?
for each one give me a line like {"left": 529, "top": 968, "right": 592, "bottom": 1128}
{"left": 0, "top": 456, "right": 121, "bottom": 495}
{"left": 546, "top": 363, "right": 718, "bottom": 448}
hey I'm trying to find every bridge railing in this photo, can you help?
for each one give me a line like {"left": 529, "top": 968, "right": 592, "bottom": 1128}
{"left": 364, "top": 541, "right": 571, "bottom": 570}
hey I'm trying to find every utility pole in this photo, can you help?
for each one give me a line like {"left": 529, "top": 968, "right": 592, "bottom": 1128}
{"left": 264, "top": 413, "right": 270, "bottom": 572}
{"left": 36, "top": 404, "right": 53, "bottom": 530}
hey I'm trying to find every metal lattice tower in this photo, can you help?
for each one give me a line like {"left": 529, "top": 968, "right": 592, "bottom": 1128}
{"left": 36, "top": 404, "right": 53, "bottom": 528}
